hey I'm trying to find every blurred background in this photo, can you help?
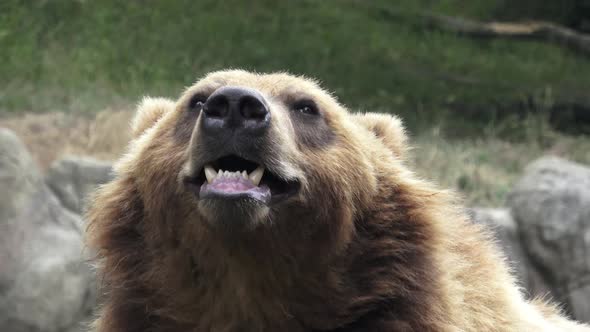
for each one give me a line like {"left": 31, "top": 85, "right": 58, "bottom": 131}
{"left": 1, "top": 1, "right": 589, "bottom": 331}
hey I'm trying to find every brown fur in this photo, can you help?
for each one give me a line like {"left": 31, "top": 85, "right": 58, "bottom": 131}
{"left": 86, "top": 70, "right": 589, "bottom": 331}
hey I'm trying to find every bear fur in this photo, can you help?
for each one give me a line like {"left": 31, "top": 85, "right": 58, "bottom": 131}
{"left": 86, "top": 70, "right": 589, "bottom": 331}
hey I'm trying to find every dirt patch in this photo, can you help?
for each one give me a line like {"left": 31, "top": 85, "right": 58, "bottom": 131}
{"left": 0, "top": 110, "right": 133, "bottom": 169}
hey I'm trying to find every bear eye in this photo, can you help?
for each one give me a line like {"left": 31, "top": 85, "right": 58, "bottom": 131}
{"left": 188, "top": 94, "right": 207, "bottom": 112}
{"left": 292, "top": 100, "right": 319, "bottom": 116}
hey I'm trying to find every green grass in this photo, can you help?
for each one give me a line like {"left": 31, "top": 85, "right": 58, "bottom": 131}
{"left": 1, "top": 0, "right": 589, "bottom": 133}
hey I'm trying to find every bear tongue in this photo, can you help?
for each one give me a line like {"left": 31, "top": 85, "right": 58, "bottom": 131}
{"left": 207, "top": 176, "right": 257, "bottom": 192}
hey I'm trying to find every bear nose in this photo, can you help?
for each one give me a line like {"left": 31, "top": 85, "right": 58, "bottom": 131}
{"left": 201, "top": 86, "right": 270, "bottom": 135}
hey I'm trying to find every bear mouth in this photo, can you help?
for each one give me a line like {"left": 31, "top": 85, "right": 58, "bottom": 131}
{"left": 188, "top": 155, "right": 300, "bottom": 205}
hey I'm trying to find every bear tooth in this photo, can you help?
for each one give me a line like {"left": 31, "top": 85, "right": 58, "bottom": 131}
{"left": 217, "top": 169, "right": 223, "bottom": 177}
{"left": 242, "top": 171, "right": 248, "bottom": 179}
{"left": 249, "top": 166, "right": 264, "bottom": 186}
{"left": 204, "top": 165, "right": 217, "bottom": 183}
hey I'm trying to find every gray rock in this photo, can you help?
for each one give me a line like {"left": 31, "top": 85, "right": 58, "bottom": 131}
{"left": 46, "top": 156, "right": 113, "bottom": 214}
{"left": 0, "top": 129, "right": 95, "bottom": 332}
{"left": 508, "top": 156, "right": 590, "bottom": 322}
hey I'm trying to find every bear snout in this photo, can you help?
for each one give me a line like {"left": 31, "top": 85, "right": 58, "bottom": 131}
{"left": 201, "top": 85, "right": 271, "bottom": 137}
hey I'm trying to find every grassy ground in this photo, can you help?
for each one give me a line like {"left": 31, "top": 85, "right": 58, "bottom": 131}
{"left": 411, "top": 125, "right": 590, "bottom": 206}
{"left": 2, "top": 0, "right": 590, "bottom": 132}
{"left": 1, "top": 0, "right": 589, "bottom": 206}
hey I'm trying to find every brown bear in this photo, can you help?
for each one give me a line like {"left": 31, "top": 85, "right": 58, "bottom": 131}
{"left": 86, "top": 70, "right": 589, "bottom": 331}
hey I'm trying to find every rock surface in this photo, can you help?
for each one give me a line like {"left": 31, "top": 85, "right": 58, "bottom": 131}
{"left": 46, "top": 156, "right": 113, "bottom": 214}
{"left": 0, "top": 128, "right": 95, "bottom": 332}
{"left": 508, "top": 156, "right": 590, "bottom": 322}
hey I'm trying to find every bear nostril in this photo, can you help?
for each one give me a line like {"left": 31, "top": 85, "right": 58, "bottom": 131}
{"left": 203, "top": 95, "right": 229, "bottom": 118}
{"left": 240, "top": 96, "right": 268, "bottom": 121}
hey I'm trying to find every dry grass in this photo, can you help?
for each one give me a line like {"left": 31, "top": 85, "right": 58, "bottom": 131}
{"left": 1, "top": 110, "right": 589, "bottom": 206}
{"left": 411, "top": 127, "right": 590, "bottom": 206}
{"left": 0, "top": 110, "right": 133, "bottom": 169}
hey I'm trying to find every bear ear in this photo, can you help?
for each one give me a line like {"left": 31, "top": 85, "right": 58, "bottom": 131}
{"left": 130, "top": 97, "right": 175, "bottom": 138}
{"left": 353, "top": 113, "right": 408, "bottom": 158}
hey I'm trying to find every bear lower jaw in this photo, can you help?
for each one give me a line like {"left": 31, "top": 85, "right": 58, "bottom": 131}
{"left": 198, "top": 196, "right": 270, "bottom": 231}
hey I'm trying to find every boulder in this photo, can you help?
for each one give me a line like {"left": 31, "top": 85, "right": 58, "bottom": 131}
{"left": 0, "top": 128, "right": 95, "bottom": 332}
{"left": 46, "top": 156, "right": 113, "bottom": 214}
{"left": 508, "top": 156, "right": 590, "bottom": 322}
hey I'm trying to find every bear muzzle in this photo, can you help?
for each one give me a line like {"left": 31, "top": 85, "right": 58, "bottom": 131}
{"left": 181, "top": 86, "right": 303, "bottom": 228}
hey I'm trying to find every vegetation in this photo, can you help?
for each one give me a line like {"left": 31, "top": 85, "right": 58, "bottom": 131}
{"left": 412, "top": 120, "right": 590, "bottom": 206}
{"left": 1, "top": 0, "right": 589, "bottom": 130}
{"left": 0, "top": 0, "right": 588, "bottom": 206}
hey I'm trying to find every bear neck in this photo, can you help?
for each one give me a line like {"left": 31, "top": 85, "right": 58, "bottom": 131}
{"left": 168, "top": 178, "right": 444, "bottom": 330}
